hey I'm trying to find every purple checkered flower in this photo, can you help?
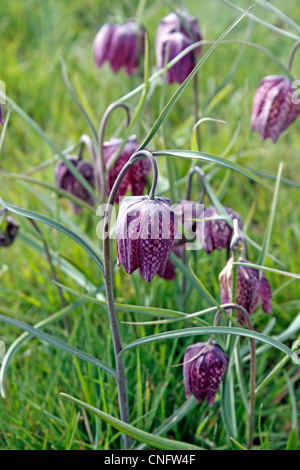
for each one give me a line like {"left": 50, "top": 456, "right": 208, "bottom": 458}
{"left": 158, "top": 245, "right": 183, "bottom": 281}
{"left": 103, "top": 135, "right": 150, "bottom": 204}
{"left": 183, "top": 341, "right": 228, "bottom": 406}
{"left": 219, "top": 257, "right": 272, "bottom": 324}
{"left": 93, "top": 20, "right": 145, "bottom": 76}
{"left": 155, "top": 10, "right": 202, "bottom": 84}
{"left": 116, "top": 196, "right": 177, "bottom": 282}
{"left": 251, "top": 75, "right": 300, "bottom": 143}
{"left": 202, "top": 206, "right": 243, "bottom": 254}
{"left": 0, "top": 216, "right": 19, "bottom": 248}
{"left": 55, "top": 157, "right": 95, "bottom": 214}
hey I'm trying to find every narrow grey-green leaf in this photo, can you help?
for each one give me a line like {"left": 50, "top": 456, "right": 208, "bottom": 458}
{"left": 0, "top": 198, "right": 104, "bottom": 273}
{"left": 60, "top": 393, "right": 203, "bottom": 450}
{"left": 0, "top": 314, "right": 115, "bottom": 378}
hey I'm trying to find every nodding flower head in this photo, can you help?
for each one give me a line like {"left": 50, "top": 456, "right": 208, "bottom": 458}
{"left": 183, "top": 341, "right": 228, "bottom": 406}
{"left": 219, "top": 257, "right": 272, "bottom": 324}
{"left": 251, "top": 75, "right": 300, "bottom": 143}
{"left": 55, "top": 157, "right": 95, "bottom": 214}
{"left": 103, "top": 135, "right": 150, "bottom": 204}
{"left": 202, "top": 206, "right": 243, "bottom": 254}
{"left": 0, "top": 216, "right": 19, "bottom": 248}
{"left": 116, "top": 196, "right": 177, "bottom": 282}
{"left": 155, "top": 10, "right": 202, "bottom": 84}
{"left": 93, "top": 20, "right": 145, "bottom": 76}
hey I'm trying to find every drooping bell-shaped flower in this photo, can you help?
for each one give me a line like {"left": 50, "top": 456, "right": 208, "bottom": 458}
{"left": 55, "top": 157, "right": 95, "bottom": 214}
{"left": 183, "top": 341, "right": 228, "bottom": 406}
{"left": 155, "top": 10, "right": 202, "bottom": 84}
{"left": 0, "top": 216, "right": 19, "bottom": 248}
{"left": 103, "top": 135, "right": 150, "bottom": 204}
{"left": 251, "top": 75, "right": 300, "bottom": 143}
{"left": 219, "top": 257, "right": 272, "bottom": 324}
{"left": 116, "top": 196, "right": 177, "bottom": 282}
{"left": 202, "top": 206, "right": 243, "bottom": 254}
{"left": 93, "top": 20, "right": 145, "bottom": 76}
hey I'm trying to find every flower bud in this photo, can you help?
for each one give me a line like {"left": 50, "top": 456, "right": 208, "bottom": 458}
{"left": 183, "top": 341, "right": 228, "bottom": 406}
{"left": 116, "top": 196, "right": 177, "bottom": 282}
{"left": 219, "top": 257, "right": 272, "bottom": 324}
{"left": 93, "top": 20, "right": 144, "bottom": 76}
{"left": 155, "top": 10, "right": 202, "bottom": 84}
{"left": 202, "top": 206, "right": 243, "bottom": 254}
{"left": 251, "top": 75, "right": 300, "bottom": 143}
{"left": 55, "top": 157, "right": 95, "bottom": 214}
{"left": 0, "top": 216, "right": 19, "bottom": 248}
{"left": 103, "top": 135, "right": 150, "bottom": 204}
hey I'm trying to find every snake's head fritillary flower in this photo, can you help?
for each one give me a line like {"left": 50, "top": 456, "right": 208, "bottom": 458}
{"left": 155, "top": 10, "right": 202, "bottom": 84}
{"left": 93, "top": 20, "right": 145, "bottom": 76}
{"left": 183, "top": 341, "right": 228, "bottom": 406}
{"left": 219, "top": 257, "right": 272, "bottom": 324}
{"left": 55, "top": 157, "right": 95, "bottom": 214}
{"left": 116, "top": 196, "right": 177, "bottom": 282}
{"left": 202, "top": 206, "right": 243, "bottom": 254}
{"left": 103, "top": 135, "right": 150, "bottom": 204}
{"left": 251, "top": 75, "right": 300, "bottom": 143}
{"left": 0, "top": 216, "right": 19, "bottom": 248}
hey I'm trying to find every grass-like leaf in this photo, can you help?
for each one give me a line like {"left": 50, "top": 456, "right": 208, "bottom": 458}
{"left": 0, "top": 301, "right": 84, "bottom": 398}
{"left": 119, "top": 326, "right": 296, "bottom": 361}
{"left": 60, "top": 393, "right": 203, "bottom": 450}
{"left": 0, "top": 314, "right": 115, "bottom": 378}
{"left": 0, "top": 198, "right": 104, "bottom": 273}
{"left": 153, "top": 149, "right": 270, "bottom": 188}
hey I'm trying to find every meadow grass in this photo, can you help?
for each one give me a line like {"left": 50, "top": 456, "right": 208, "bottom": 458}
{"left": 0, "top": 0, "right": 299, "bottom": 450}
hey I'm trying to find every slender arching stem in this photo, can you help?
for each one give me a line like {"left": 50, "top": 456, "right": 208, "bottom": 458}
{"left": 213, "top": 303, "right": 256, "bottom": 450}
{"left": 78, "top": 134, "right": 97, "bottom": 164}
{"left": 98, "top": 102, "right": 131, "bottom": 204}
{"left": 186, "top": 165, "right": 206, "bottom": 202}
{"left": 102, "top": 149, "right": 157, "bottom": 449}
{"left": 287, "top": 40, "right": 300, "bottom": 72}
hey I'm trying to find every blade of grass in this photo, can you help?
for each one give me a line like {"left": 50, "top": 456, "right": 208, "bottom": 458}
{"left": 0, "top": 198, "right": 104, "bottom": 273}
{"left": 60, "top": 393, "right": 203, "bottom": 450}
{"left": 153, "top": 149, "right": 269, "bottom": 188}
{"left": 257, "top": 162, "right": 283, "bottom": 268}
{"left": 0, "top": 300, "right": 85, "bottom": 398}
{"left": 0, "top": 314, "right": 115, "bottom": 378}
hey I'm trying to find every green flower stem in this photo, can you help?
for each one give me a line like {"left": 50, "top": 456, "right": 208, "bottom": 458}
{"left": 287, "top": 40, "right": 300, "bottom": 72}
{"left": 214, "top": 303, "right": 256, "bottom": 450}
{"left": 98, "top": 102, "right": 131, "bottom": 203}
{"left": 103, "top": 150, "right": 158, "bottom": 449}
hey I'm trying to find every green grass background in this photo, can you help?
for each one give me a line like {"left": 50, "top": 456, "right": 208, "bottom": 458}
{"left": 0, "top": 0, "right": 299, "bottom": 449}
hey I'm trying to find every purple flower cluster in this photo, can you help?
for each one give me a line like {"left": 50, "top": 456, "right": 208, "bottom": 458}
{"left": 155, "top": 10, "right": 202, "bottom": 84}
